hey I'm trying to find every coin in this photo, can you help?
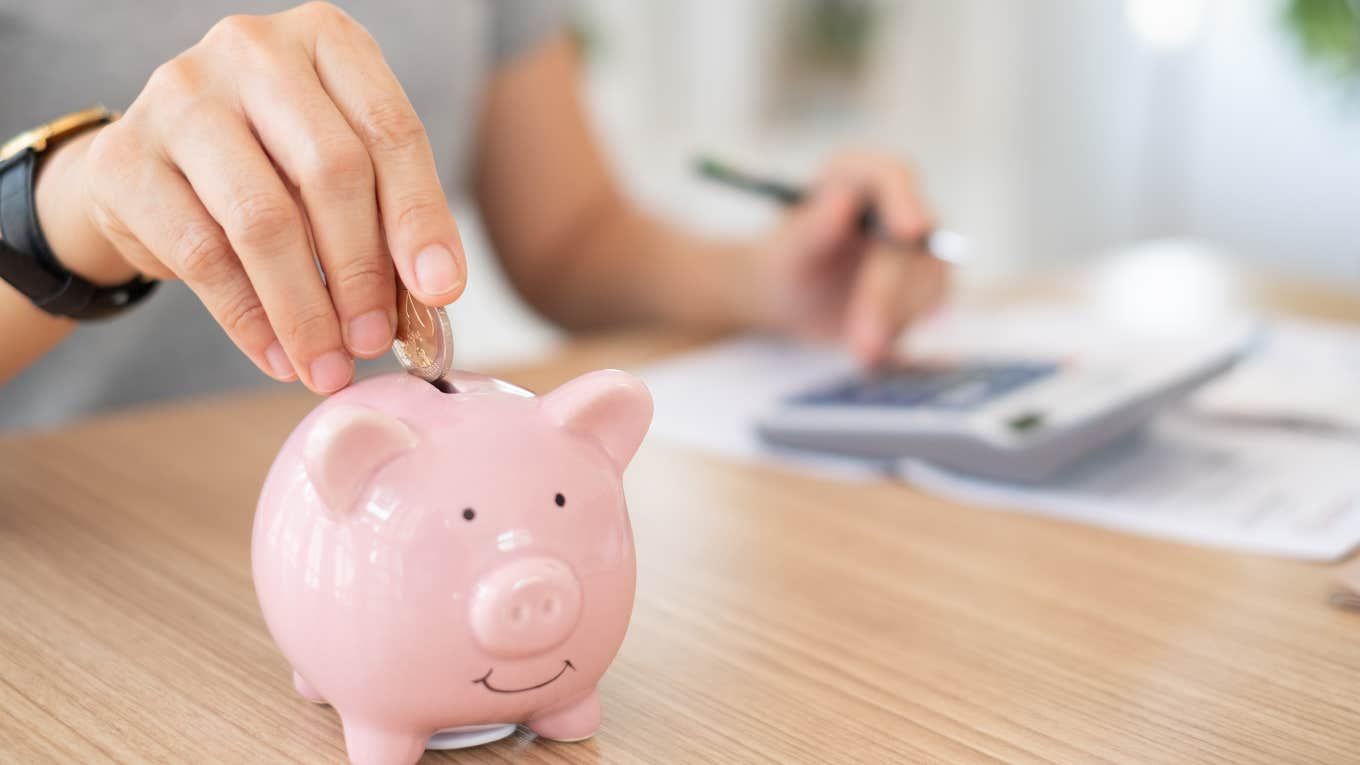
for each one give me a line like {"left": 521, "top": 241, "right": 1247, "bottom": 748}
{"left": 392, "top": 283, "right": 453, "bottom": 382}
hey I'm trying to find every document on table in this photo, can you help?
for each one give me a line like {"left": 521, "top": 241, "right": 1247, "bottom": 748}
{"left": 636, "top": 304, "right": 1360, "bottom": 559}
{"left": 1190, "top": 315, "right": 1360, "bottom": 432}
{"left": 900, "top": 416, "right": 1360, "bottom": 561}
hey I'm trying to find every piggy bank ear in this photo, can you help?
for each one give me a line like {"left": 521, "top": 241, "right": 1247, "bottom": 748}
{"left": 541, "top": 370, "right": 653, "bottom": 469}
{"left": 303, "top": 404, "right": 418, "bottom": 516}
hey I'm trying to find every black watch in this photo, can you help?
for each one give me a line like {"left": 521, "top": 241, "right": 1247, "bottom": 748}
{"left": 0, "top": 107, "right": 157, "bottom": 320}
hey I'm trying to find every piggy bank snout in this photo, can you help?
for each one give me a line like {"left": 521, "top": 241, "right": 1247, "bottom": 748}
{"left": 470, "top": 557, "right": 583, "bottom": 657}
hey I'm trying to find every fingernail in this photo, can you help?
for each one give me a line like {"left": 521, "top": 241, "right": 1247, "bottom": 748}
{"left": 264, "top": 341, "right": 296, "bottom": 380}
{"left": 347, "top": 309, "right": 392, "bottom": 357}
{"left": 309, "top": 350, "right": 354, "bottom": 394}
{"left": 414, "top": 244, "right": 461, "bottom": 297}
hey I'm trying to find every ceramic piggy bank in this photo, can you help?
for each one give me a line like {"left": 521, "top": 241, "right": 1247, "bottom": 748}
{"left": 252, "top": 370, "right": 651, "bottom": 765}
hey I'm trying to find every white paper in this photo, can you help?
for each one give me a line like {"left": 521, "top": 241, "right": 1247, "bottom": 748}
{"left": 900, "top": 416, "right": 1360, "bottom": 560}
{"left": 1191, "top": 316, "right": 1360, "bottom": 432}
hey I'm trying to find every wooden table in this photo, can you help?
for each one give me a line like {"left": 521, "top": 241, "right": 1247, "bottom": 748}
{"left": 3, "top": 279, "right": 1360, "bottom": 763}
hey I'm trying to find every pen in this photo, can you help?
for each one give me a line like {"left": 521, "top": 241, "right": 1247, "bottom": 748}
{"left": 695, "top": 156, "right": 969, "bottom": 264}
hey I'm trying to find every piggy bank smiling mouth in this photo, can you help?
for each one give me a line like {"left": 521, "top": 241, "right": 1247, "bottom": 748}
{"left": 473, "top": 660, "right": 576, "bottom": 693}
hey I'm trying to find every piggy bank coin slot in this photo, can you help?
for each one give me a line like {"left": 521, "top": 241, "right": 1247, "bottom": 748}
{"left": 431, "top": 377, "right": 458, "bottom": 394}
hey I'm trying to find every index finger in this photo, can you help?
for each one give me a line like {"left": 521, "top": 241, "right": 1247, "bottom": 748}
{"left": 291, "top": 4, "right": 466, "bottom": 306}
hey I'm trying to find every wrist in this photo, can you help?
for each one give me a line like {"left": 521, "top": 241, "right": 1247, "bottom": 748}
{"left": 32, "top": 129, "right": 136, "bottom": 285}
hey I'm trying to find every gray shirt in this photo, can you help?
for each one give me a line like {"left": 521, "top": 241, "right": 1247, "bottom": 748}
{"left": 0, "top": 0, "right": 564, "bottom": 430}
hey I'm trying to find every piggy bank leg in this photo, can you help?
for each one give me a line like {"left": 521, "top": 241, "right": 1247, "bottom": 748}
{"left": 292, "top": 671, "right": 326, "bottom": 704}
{"left": 341, "top": 720, "right": 427, "bottom": 765}
{"left": 527, "top": 687, "right": 601, "bottom": 742}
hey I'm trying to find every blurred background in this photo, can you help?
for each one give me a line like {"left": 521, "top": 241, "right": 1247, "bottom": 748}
{"left": 454, "top": 0, "right": 1360, "bottom": 367}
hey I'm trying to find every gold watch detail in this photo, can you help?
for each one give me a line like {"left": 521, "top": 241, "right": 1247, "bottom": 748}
{"left": 0, "top": 105, "right": 119, "bottom": 162}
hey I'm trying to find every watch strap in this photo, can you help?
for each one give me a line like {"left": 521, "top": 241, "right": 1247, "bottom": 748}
{"left": 0, "top": 147, "right": 157, "bottom": 319}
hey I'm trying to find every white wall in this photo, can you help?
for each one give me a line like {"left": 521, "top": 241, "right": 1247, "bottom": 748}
{"left": 575, "top": 0, "right": 1360, "bottom": 285}
{"left": 1185, "top": 2, "right": 1360, "bottom": 281}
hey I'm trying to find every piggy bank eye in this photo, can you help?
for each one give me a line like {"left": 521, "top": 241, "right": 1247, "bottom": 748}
{"left": 462, "top": 507, "right": 476, "bottom": 521}
{"left": 554, "top": 493, "right": 566, "bottom": 507}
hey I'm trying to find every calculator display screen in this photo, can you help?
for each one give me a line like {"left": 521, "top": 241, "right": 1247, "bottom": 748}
{"left": 788, "top": 362, "right": 1058, "bottom": 412}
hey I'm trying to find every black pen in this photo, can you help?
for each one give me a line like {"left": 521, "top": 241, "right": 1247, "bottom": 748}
{"left": 695, "top": 156, "right": 969, "bottom": 264}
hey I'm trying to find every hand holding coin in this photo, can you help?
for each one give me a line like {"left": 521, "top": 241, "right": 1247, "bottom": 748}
{"left": 392, "top": 283, "right": 454, "bottom": 383}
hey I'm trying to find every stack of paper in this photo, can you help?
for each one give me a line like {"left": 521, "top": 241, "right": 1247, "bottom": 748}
{"left": 901, "top": 417, "right": 1360, "bottom": 560}
{"left": 637, "top": 304, "right": 1360, "bottom": 560}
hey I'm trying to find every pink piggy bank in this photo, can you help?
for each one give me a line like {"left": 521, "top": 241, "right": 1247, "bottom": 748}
{"left": 252, "top": 370, "right": 652, "bottom": 765}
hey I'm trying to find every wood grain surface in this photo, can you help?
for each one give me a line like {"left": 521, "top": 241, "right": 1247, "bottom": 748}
{"left": 2, "top": 281, "right": 1360, "bottom": 764}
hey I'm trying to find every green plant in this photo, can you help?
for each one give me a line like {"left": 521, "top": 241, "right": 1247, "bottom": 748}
{"left": 789, "top": 0, "right": 880, "bottom": 72}
{"left": 1284, "top": 0, "right": 1360, "bottom": 92}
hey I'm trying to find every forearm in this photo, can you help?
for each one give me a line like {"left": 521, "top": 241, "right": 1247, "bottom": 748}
{"left": 507, "top": 191, "right": 759, "bottom": 332}
{"left": 0, "top": 288, "right": 73, "bottom": 384}
{"left": 1, "top": 130, "right": 128, "bottom": 385}
{"left": 475, "top": 35, "right": 763, "bottom": 334}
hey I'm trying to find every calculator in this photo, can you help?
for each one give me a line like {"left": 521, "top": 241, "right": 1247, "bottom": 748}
{"left": 755, "top": 336, "right": 1252, "bottom": 482}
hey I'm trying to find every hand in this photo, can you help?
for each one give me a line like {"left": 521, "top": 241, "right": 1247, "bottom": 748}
{"left": 44, "top": 2, "right": 466, "bottom": 393}
{"left": 750, "top": 151, "right": 949, "bottom": 365}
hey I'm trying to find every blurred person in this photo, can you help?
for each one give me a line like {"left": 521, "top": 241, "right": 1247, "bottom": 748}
{"left": 0, "top": 1, "right": 947, "bottom": 428}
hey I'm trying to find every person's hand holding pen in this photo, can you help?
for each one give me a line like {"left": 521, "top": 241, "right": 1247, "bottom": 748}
{"left": 701, "top": 152, "right": 957, "bottom": 366}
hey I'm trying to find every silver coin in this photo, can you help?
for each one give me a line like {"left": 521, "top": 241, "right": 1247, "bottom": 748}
{"left": 392, "top": 284, "right": 453, "bottom": 382}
